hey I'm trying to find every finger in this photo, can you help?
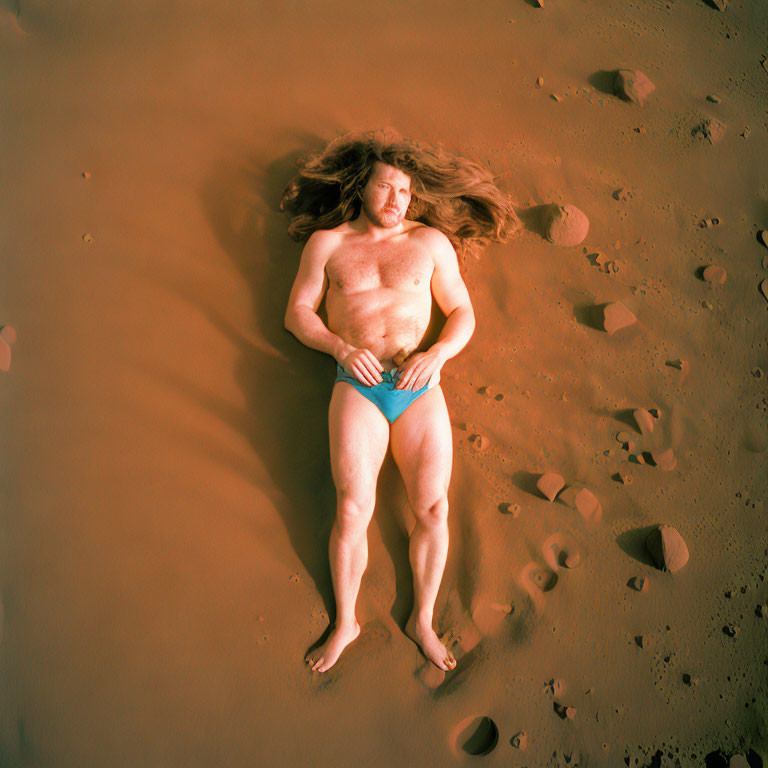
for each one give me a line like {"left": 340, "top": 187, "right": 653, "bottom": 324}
{"left": 360, "top": 358, "right": 382, "bottom": 384}
{"left": 354, "top": 365, "right": 378, "bottom": 387}
{"left": 364, "top": 350, "right": 384, "bottom": 373}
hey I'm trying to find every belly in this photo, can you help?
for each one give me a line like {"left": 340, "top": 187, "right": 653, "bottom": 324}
{"left": 326, "top": 287, "right": 432, "bottom": 365}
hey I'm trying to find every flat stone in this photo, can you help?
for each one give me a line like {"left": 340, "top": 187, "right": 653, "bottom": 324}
{"left": 614, "top": 69, "right": 656, "bottom": 106}
{"left": 575, "top": 488, "right": 602, "bottom": 522}
{"left": 0, "top": 325, "right": 16, "bottom": 345}
{"left": 633, "top": 408, "right": 655, "bottom": 435}
{"left": 703, "top": 265, "right": 727, "bottom": 284}
{"left": 543, "top": 203, "right": 590, "bottom": 247}
{"left": 630, "top": 576, "right": 649, "bottom": 592}
{"left": 645, "top": 524, "right": 689, "bottom": 573}
{"left": 602, "top": 301, "right": 637, "bottom": 335}
{"left": 537, "top": 472, "right": 565, "bottom": 501}
{"left": 651, "top": 448, "right": 677, "bottom": 471}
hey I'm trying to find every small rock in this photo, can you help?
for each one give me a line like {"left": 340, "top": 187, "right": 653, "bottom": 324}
{"left": 554, "top": 701, "right": 575, "bottom": 719}
{"left": 759, "top": 279, "right": 768, "bottom": 303}
{"left": 729, "top": 756, "right": 750, "bottom": 768}
{"left": 536, "top": 76, "right": 544, "bottom": 88}
{"left": 740, "top": 126, "right": 751, "bottom": 139}
{"left": 81, "top": 171, "right": 91, "bottom": 179}
{"left": 602, "top": 301, "right": 637, "bottom": 335}
{"left": 703, "top": 265, "right": 727, "bottom": 284}
{"left": 708, "top": 0, "right": 727, "bottom": 10}
{"left": 633, "top": 408, "right": 655, "bottom": 435}
{"left": 616, "top": 429, "right": 633, "bottom": 444}
{"left": 0, "top": 325, "right": 17, "bottom": 345}
{"left": 574, "top": 488, "right": 602, "bottom": 522}
{"left": 648, "top": 408, "right": 660, "bottom": 418}
{"left": 510, "top": 731, "right": 528, "bottom": 750}
{"left": 645, "top": 524, "right": 689, "bottom": 573}
{"left": 630, "top": 576, "right": 649, "bottom": 592}
{"left": 82, "top": 233, "right": 94, "bottom": 243}
{"left": 693, "top": 117, "right": 726, "bottom": 144}
{"left": 619, "top": 471, "right": 633, "bottom": 485}
{"left": 551, "top": 93, "right": 562, "bottom": 102}
{"left": 613, "top": 69, "right": 656, "bottom": 106}
{"left": 758, "top": 230, "right": 768, "bottom": 249}
{"left": 543, "top": 203, "right": 590, "bottom": 247}
{"left": 756, "top": 604, "right": 767, "bottom": 618}
{"left": 544, "top": 677, "right": 566, "bottom": 696}
{"left": 702, "top": 300, "right": 714, "bottom": 310}
{"left": 635, "top": 634, "right": 649, "bottom": 649}
{"left": 682, "top": 672, "right": 693, "bottom": 685}
{"left": 706, "top": 94, "right": 722, "bottom": 103}
{"left": 651, "top": 448, "right": 677, "bottom": 471}
{"left": 499, "top": 502, "right": 521, "bottom": 517}
{"left": 723, "top": 623, "right": 740, "bottom": 637}
{"left": 470, "top": 434, "right": 490, "bottom": 451}
{"left": 537, "top": 472, "right": 565, "bottom": 502}
{"left": 699, "top": 216, "right": 721, "bottom": 229}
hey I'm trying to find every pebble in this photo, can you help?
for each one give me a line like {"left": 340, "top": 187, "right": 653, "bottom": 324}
{"left": 82, "top": 233, "right": 93, "bottom": 243}
{"left": 575, "top": 488, "right": 602, "bottom": 522}
{"left": 602, "top": 301, "right": 637, "bottom": 335}
{"left": 82, "top": 171, "right": 91, "bottom": 179}
{"left": 645, "top": 524, "right": 689, "bottom": 573}
{"left": 723, "top": 623, "right": 740, "bottom": 638}
{"left": 651, "top": 448, "right": 677, "bottom": 471}
{"left": 702, "top": 300, "right": 714, "bottom": 310}
{"left": 510, "top": 732, "right": 528, "bottom": 750}
{"left": 619, "top": 471, "right": 633, "bottom": 485}
{"left": 759, "top": 279, "right": 768, "bottom": 303}
{"left": 470, "top": 434, "right": 490, "bottom": 451}
{"left": 554, "top": 702, "right": 576, "bottom": 719}
{"left": 703, "top": 265, "right": 727, "bottom": 284}
{"left": 756, "top": 604, "right": 767, "bottom": 618}
{"left": 536, "top": 76, "right": 544, "bottom": 88}
{"left": 759, "top": 230, "right": 768, "bottom": 249}
{"left": 699, "top": 216, "right": 721, "bottom": 228}
{"left": 633, "top": 408, "right": 655, "bottom": 435}
{"left": 741, "top": 126, "right": 751, "bottom": 139}
{"left": 544, "top": 203, "right": 590, "bottom": 247}
{"left": 630, "top": 576, "right": 649, "bottom": 592}
{"left": 613, "top": 69, "right": 656, "bottom": 106}
{"left": 709, "top": 0, "right": 727, "bottom": 9}
{"left": 0, "top": 325, "right": 17, "bottom": 345}
{"left": 635, "top": 634, "right": 650, "bottom": 649}
{"left": 616, "top": 429, "right": 633, "bottom": 444}
{"left": 537, "top": 472, "right": 565, "bottom": 502}
{"left": 706, "top": 94, "right": 722, "bottom": 103}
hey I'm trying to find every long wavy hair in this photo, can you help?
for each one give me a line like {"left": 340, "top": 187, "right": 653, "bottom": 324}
{"left": 280, "top": 129, "right": 519, "bottom": 259}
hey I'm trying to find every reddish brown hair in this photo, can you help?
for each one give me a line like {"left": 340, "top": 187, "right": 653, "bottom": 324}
{"left": 281, "top": 129, "right": 519, "bottom": 259}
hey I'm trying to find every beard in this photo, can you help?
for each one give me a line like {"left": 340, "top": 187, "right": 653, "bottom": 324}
{"left": 362, "top": 199, "right": 406, "bottom": 228}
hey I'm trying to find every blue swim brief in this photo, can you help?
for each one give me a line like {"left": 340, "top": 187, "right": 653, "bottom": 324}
{"left": 334, "top": 364, "right": 437, "bottom": 423}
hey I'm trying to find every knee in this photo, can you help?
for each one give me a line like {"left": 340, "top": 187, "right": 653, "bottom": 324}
{"left": 336, "top": 491, "right": 374, "bottom": 539}
{"left": 414, "top": 495, "right": 449, "bottom": 529}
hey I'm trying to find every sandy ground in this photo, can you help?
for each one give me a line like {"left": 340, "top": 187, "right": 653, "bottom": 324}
{"left": 1, "top": 0, "right": 767, "bottom": 766}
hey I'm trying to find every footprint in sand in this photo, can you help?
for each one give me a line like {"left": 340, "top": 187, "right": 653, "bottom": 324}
{"left": 542, "top": 532, "right": 582, "bottom": 570}
{"left": 450, "top": 715, "right": 499, "bottom": 757}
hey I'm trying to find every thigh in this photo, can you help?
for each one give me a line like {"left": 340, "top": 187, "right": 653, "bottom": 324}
{"left": 329, "top": 382, "right": 390, "bottom": 504}
{"left": 389, "top": 386, "right": 453, "bottom": 507}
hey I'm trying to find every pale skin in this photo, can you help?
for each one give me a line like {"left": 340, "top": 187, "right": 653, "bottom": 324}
{"left": 284, "top": 161, "right": 476, "bottom": 672}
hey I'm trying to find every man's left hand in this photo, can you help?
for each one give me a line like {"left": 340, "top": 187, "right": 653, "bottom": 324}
{"left": 395, "top": 348, "right": 445, "bottom": 391}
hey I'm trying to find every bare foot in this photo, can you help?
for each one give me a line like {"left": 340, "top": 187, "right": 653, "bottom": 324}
{"left": 405, "top": 616, "right": 457, "bottom": 671}
{"left": 305, "top": 622, "right": 361, "bottom": 673}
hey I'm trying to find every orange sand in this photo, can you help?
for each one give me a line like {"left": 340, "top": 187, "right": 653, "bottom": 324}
{"left": 1, "top": 0, "right": 767, "bottom": 765}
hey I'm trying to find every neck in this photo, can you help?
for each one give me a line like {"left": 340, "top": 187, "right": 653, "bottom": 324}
{"left": 351, "top": 210, "right": 405, "bottom": 239}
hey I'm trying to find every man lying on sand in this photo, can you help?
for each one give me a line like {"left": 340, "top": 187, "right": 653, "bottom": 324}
{"left": 282, "top": 129, "right": 517, "bottom": 672}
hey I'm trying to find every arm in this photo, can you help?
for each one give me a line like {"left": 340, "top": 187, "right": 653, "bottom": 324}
{"left": 395, "top": 231, "right": 476, "bottom": 391}
{"left": 284, "top": 231, "right": 383, "bottom": 386}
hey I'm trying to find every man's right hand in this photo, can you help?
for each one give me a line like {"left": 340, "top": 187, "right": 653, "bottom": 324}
{"left": 339, "top": 346, "right": 384, "bottom": 387}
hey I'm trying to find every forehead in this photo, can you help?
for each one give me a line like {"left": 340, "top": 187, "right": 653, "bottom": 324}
{"left": 368, "top": 161, "right": 412, "bottom": 190}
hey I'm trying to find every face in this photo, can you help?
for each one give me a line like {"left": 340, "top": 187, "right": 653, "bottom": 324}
{"left": 360, "top": 162, "right": 413, "bottom": 228}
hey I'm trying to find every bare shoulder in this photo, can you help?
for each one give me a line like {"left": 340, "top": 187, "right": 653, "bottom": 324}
{"left": 409, "top": 224, "right": 457, "bottom": 264}
{"left": 303, "top": 227, "right": 344, "bottom": 262}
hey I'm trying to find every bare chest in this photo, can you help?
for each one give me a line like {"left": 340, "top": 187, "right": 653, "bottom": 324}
{"left": 326, "top": 242, "right": 434, "bottom": 294}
